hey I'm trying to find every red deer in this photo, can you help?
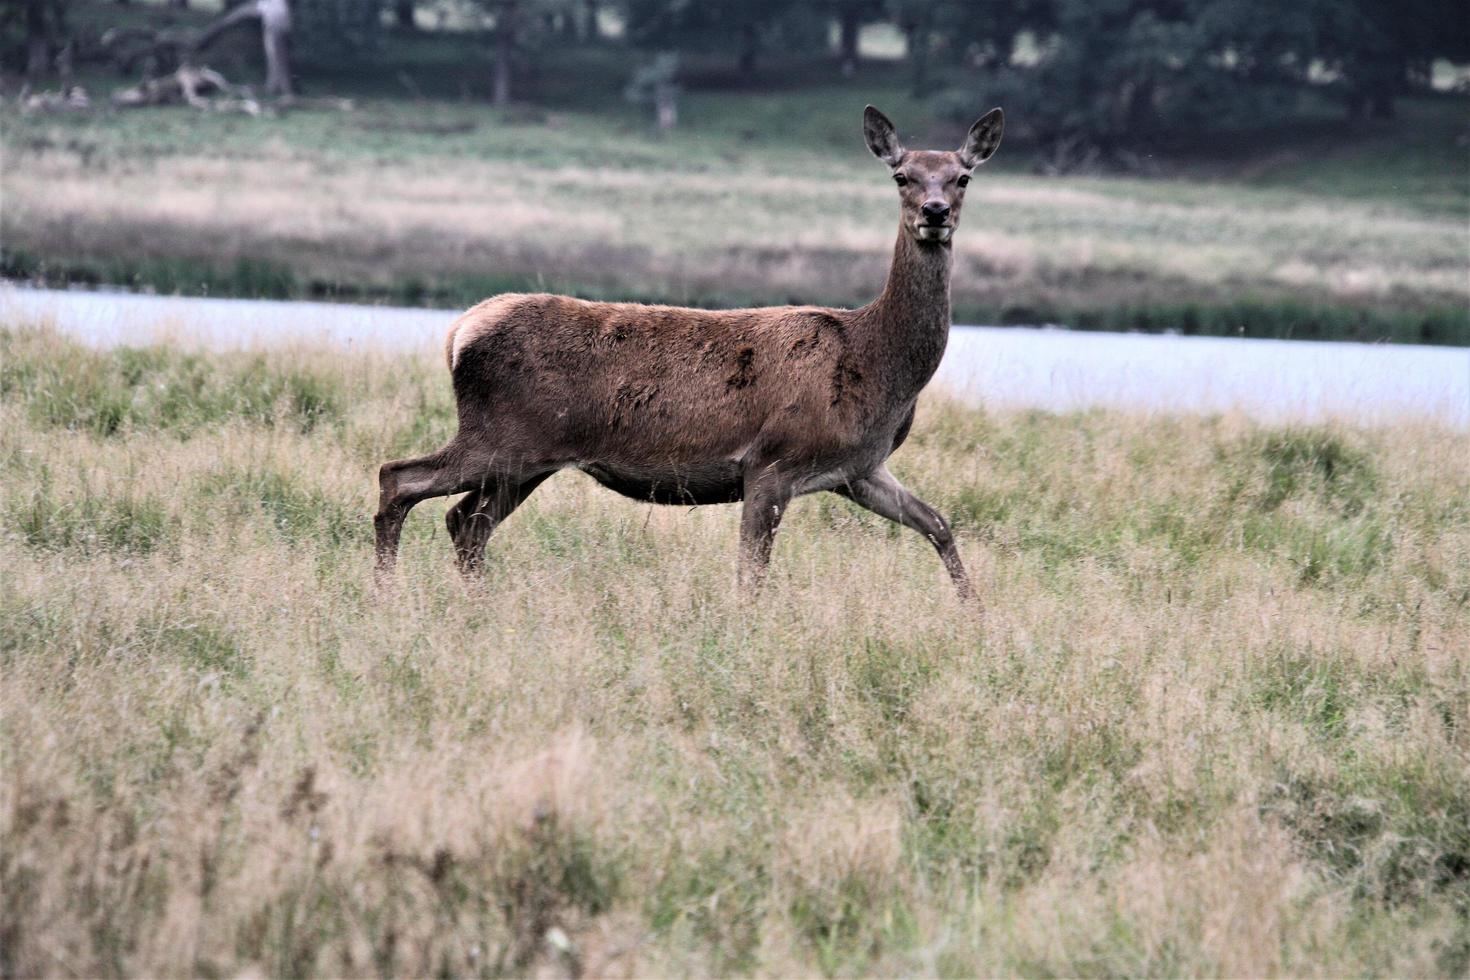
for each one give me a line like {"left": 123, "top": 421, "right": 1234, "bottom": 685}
{"left": 374, "top": 105, "right": 1004, "bottom": 599}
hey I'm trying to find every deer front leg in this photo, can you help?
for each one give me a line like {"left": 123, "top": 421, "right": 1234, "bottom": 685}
{"left": 738, "top": 464, "right": 794, "bottom": 595}
{"left": 835, "top": 465, "right": 975, "bottom": 603}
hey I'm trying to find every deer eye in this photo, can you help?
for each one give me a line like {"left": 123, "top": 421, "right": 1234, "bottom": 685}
{"left": 893, "top": 173, "right": 908, "bottom": 186}
{"left": 957, "top": 174, "right": 970, "bottom": 188}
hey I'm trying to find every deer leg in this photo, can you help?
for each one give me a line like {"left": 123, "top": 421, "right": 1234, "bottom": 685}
{"left": 835, "top": 465, "right": 975, "bottom": 602}
{"left": 738, "top": 464, "right": 795, "bottom": 595}
{"left": 445, "top": 488, "right": 488, "bottom": 570}
{"left": 374, "top": 449, "right": 474, "bottom": 576}
{"left": 445, "top": 472, "right": 551, "bottom": 574}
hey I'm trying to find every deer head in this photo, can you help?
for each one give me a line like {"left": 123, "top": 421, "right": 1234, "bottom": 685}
{"left": 863, "top": 105, "right": 1004, "bottom": 244}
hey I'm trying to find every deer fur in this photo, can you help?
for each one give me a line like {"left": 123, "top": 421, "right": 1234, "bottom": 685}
{"left": 375, "top": 105, "right": 1004, "bottom": 598}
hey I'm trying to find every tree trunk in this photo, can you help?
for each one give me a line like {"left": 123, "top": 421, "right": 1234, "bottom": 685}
{"left": 654, "top": 82, "right": 677, "bottom": 133}
{"left": 193, "top": 0, "right": 266, "bottom": 54}
{"left": 1123, "top": 78, "right": 1156, "bottom": 135}
{"left": 258, "top": 0, "right": 292, "bottom": 97}
{"left": 838, "top": 7, "right": 860, "bottom": 76}
{"left": 25, "top": 0, "right": 52, "bottom": 78}
{"left": 906, "top": 18, "right": 929, "bottom": 95}
{"left": 738, "top": 21, "right": 757, "bottom": 76}
{"left": 493, "top": 0, "right": 516, "bottom": 106}
{"left": 581, "top": 0, "right": 599, "bottom": 42}
{"left": 193, "top": 0, "right": 290, "bottom": 96}
{"left": 395, "top": 0, "right": 414, "bottom": 30}
{"left": 1365, "top": 92, "right": 1397, "bottom": 120}
{"left": 1347, "top": 50, "right": 1405, "bottom": 121}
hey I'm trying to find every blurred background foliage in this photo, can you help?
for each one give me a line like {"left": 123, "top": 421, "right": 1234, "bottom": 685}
{"left": 6, "top": 0, "right": 1468, "bottom": 165}
{"left": 3, "top": 0, "right": 1465, "bottom": 343}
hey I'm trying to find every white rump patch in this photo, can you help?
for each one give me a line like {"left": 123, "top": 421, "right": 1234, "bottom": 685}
{"left": 448, "top": 294, "right": 528, "bottom": 371}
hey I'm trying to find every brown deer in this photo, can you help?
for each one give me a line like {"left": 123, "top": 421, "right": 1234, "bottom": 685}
{"left": 374, "top": 105, "right": 1003, "bottom": 598}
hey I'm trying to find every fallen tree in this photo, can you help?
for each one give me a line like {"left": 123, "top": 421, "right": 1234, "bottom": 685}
{"left": 109, "top": 65, "right": 261, "bottom": 113}
{"left": 101, "top": 0, "right": 293, "bottom": 99}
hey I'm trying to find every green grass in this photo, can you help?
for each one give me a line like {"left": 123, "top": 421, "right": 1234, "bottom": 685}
{"left": 6, "top": 468, "right": 180, "bottom": 556}
{"left": 0, "top": 328, "right": 345, "bottom": 437}
{"left": 1233, "top": 95, "right": 1470, "bottom": 218}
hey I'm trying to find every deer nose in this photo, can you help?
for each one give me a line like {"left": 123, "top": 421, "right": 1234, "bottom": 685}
{"left": 921, "top": 201, "right": 951, "bottom": 223}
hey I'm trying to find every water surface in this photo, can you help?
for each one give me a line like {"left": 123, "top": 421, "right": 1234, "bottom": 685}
{"left": 4, "top": 286, "right": 1465, "bottom": 427}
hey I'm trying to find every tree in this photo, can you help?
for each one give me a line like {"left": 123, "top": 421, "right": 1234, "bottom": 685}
{"left": 936, "top": 0, "right": 1469, "bottom": 164}
{"left": 581, "top": 0, "right": 601, "bottom": 41}
{"left": 624, "top": 50, "right": 680, "bottom": 132}
{"left": 495, "top": 0, "right": 515, "bottom": 104}
{"left": 948, "top": 0, "right": 1325, "bottom": 166}
{"left": 623, "top": 0, "right": 815, "bottom": 79}
{"left": 395, "top": 0, "right": 416, "bottom": 30}
{"left": 196, "top": 0, "right": 292, "bottom": 96}
{"left": 886, "top": 0, "right": 938, "bottom": 94}
{"left": 99, "top": 0, "right": 294, "bottom": 96}
{"left": 461, "top": 0, "right": 580, "bottom": 105}
{"left": 290, "top": 0, "right": 383, "bottom": 66}
{"left": 1313, "top": 0, "right": 1470, "bottom": 118}
{"left": 828, "top": 0, "right": 884, "bottom": 75}
{"left": 883, "top": 0, "right": 1008, "bottom": 94}
{"left": 257, "top": 0, "right": 291, "bottom": 95}
{"left": 19, "top": 0, "right": 67, "bottom": 78}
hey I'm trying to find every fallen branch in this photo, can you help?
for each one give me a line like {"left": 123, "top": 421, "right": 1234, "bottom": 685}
{"left": 106, "top": 65, "right": 353, "bottom": 115}
{"left": 111, "top": 65, "right": 261, "bottom": 114}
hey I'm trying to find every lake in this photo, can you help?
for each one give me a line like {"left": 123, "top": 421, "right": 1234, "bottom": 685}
{"left": 4, "top": 285, "right": 1466, "bottom": 427}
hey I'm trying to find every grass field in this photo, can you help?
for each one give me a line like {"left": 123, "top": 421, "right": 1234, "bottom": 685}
{"left": 2, "top": 322, "right": 1467, "bottom": 975}
{"left": 4, "top": 22, "right": 1468, "bottom": 343}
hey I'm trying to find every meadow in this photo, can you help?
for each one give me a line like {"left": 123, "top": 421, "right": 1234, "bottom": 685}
{"left": 2, "top": 322, "right": 1467, "bottom": 976}
{"left": 4, "top": 51, "right": 1469, "bottom": 343}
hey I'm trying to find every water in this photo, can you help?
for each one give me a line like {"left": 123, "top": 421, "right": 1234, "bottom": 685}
{"left": 4, "top": 285, "right": 1466, "bottom": 427}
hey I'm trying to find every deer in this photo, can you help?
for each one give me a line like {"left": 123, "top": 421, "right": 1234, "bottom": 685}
{"left": 374, "top": 104, "right": 1004, "bottom": 600}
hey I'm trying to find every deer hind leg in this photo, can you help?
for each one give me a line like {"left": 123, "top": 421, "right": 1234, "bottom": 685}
{"left": 374, "top": 448, "right": 475, "bottom": 576}
{"left": 445, "top": 472, "right": 551, "bottom": 574}
{"left": 445, "top": 489, "right": 488, "bottom": 570}
{"left": 834, "top": 465, "right": 975, "bottom": 603}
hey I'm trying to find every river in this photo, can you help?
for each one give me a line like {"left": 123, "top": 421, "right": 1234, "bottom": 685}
{"left": 3, "top": 286, "right": 1466, "bottom": 427}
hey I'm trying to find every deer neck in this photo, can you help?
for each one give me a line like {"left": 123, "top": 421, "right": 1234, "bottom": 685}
{"left": 862, "top": 226, "right": 954, "bottom": 396}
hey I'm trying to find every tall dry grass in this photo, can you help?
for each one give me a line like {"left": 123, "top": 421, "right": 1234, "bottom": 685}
{"left": 2, "top": 323, "right": 1467, "bottom": 976}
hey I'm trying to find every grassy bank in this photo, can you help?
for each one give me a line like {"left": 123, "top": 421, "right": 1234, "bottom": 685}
{"left": 3, "top": 66, "right": 1467, "bottom": 343}
{"left": 2, "top": 322, "right": 1468, "bottom": 975}
{"left": 7, "top": 247, "right": 1465, "bottom": 346}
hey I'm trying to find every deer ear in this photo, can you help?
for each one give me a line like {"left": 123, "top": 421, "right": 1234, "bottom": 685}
{"left": 958, "top": 107, "right": 1004, "bottom": 168}
{"left": 863, "top": 105, "right": 905, "bottom": 167}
